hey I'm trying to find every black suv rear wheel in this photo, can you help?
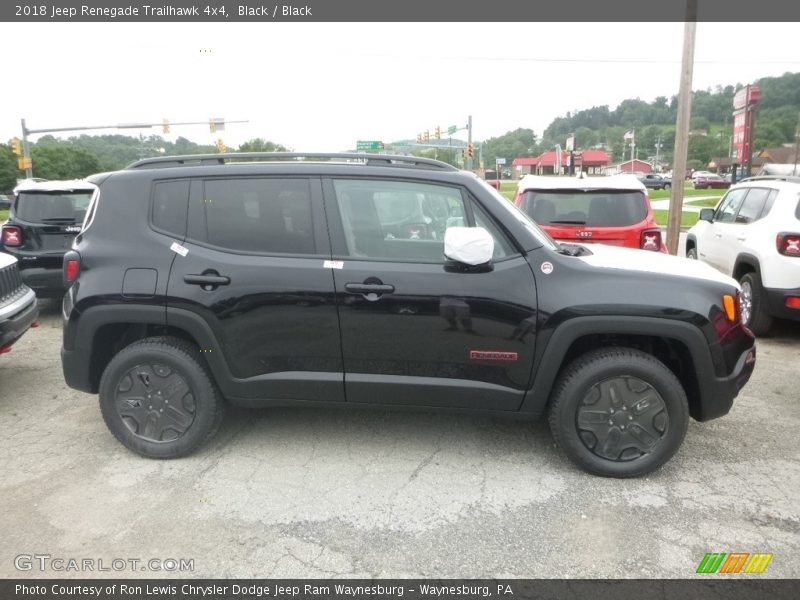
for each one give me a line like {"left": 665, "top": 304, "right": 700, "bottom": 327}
{"left": 98, "top": 336, "right": 224, "bottom": 458}
{"left": 548, "top": 348, "right": 689, "bottom": 477}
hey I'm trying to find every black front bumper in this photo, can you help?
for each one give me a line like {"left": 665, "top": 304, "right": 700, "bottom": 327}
{"left": 0, "top": 290, "right": 39, "bottom": 349}
{"left": 695, "top": 344, "right": 757, "bottom": 422}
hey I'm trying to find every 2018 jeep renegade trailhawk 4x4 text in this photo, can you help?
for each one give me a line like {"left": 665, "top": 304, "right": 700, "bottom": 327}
{"left": 61, "top": 153, "right": 756, "bottom": 477}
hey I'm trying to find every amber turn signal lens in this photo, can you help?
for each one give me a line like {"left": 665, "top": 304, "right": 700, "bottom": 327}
{"left": 723, "top": 294, "right": 736, "bottom": 322}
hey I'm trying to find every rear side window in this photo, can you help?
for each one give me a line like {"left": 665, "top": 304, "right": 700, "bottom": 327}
{"left": 795, "top": 193, "right": 800, "bottom": 220}
{"left": 202, "top": 178, "right": 315, "bottom": 255}
{"left": 735, "top": 188, "right": 771, "bottom": 224}
{"left": 152, "top": 180, "right": 189, "bottom": 237}
{"left": 519, "top": 190, "right": 646, "bottom": 226}
{"left": 14, "top": 190, "right": 93, "bottom": 223}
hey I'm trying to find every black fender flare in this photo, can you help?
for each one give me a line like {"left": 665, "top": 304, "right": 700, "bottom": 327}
{"left": 519, "top": 315, "right": 718, "bottom": 415}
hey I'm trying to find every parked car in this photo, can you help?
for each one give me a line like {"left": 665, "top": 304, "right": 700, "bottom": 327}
{"left": 482, "top": 169, "right": 501, "bottom": 191}
{"left": 0, "top": 253, "right": 39, "bottom": 355}
{"left": 61, "top": 152, "right": 755, "bottom": 477}
{"left": 0, "top": 194, "right": 11, "bottom": 211}
{"left": 513, "top": 174, "right": 666, "bottom": 252}
{"left": 691, "top": 170, "right": 715, "bottom": 181}
{"left": 1, "top": 180, "right": 95, "bottom": 297}
{"left": 686, "top": 175, "right": 800, "bottom": 335}
{"left": 636, "top": 173, "right": 671, "bottom": 190}
{"left": 694, "top": 174, "right": 730, "bottom": 190}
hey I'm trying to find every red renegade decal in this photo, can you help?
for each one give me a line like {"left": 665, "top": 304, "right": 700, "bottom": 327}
{"left": 469, "top": 350, "right": 519, "bottom": 361}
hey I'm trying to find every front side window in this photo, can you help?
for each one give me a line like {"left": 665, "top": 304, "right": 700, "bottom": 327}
{"left": 714, "top": 188, "right": 747, "bottom": 223}
{"left": 332, "top": 179, "right": 510, "bottom": 262}
{"left": 202, "top": 178, "right": 315, "bottom": 255}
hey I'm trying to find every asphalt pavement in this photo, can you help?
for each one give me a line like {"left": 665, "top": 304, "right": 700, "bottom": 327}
{"left": 0, "top": 300, "right": 798, "bottom": 579}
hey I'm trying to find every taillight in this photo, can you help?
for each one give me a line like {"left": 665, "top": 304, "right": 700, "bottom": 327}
{"left": 776, "top": 233, "right": 800, "bottom": 257}
{"left": 1, "top": 225, "right": 22, "bottom": 247}
{"left": 787, "top": 297, "right": 800, "bottom": 309}
{"left": 63, "top": 250, "right": 81, "bottom": 284}
{"left": 640, "top": 229, "right": 662, "bottom": 252}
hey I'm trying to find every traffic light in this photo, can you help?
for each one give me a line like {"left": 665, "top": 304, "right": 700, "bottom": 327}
{"left": 11, "top": 138, "right": 23, "bottom": 156}
{"left": 162, "top": 119, "right": 170, "bottom": 134}
{"left": 435, "top": 126, "right": 441, "bottom": 140}
{"left": 416, "top": 133, "right": 422, "bottom": 143}
{"left": 467, "top": 143, "right": 474, "bottom": 158}
{"left": 423, "top": 130, "right": 430, "bottom": 142}
{"left": 216, "top": 139, "right": 226, "bottom": 153}
{"left": 209, "top": 119, "right": 217, "bottom": 133}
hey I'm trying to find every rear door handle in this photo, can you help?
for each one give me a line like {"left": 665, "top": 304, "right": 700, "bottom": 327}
{"left": 184, "top": 274, "right": 230, "bottom": 286}
{"left": 344, "top": 283, "right": 395, "bottom": 294}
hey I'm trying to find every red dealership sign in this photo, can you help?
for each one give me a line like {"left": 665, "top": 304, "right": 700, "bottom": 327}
{"left": 732, "top": 85, "right": 760, "bottom": 164}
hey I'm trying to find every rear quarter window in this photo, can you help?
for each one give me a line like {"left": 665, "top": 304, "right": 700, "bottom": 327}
{"left": 152, "top": 180, "right": 190, "bottom": 237}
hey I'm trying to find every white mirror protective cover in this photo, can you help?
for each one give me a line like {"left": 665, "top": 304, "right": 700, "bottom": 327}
{"left": 444, "top": 227, "right": 494, "bottom": 265}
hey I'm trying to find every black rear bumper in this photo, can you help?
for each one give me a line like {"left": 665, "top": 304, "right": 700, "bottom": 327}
{"left": 764, "top": 286, "right": 800, "bottom": 322}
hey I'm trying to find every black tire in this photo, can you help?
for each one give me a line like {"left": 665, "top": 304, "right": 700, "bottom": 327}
{"left": 664, "top": 183, "right": 671, "bottom": 190}
{"left": 548, "top": 348, "right": 689, "bottom": 478}
{"left": 686, "top": 246, "right": 697, "bottom": 260}
{"left": 739, "top": 272, "right": 773, "bottom": 336}
{"left": 99, "top": 336, "right": 224, "bottom": 458}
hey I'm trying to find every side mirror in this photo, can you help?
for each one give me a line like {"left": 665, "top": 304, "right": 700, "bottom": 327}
{"left": 699, "top": 208, "right": 715, "bottom": 222}
{"left": 444, "top": 227, "right": 494, "bottom": 266}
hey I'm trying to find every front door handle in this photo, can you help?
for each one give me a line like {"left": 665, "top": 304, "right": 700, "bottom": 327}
{"left": 344, "top": 283, "right": 395, "bottom": 294}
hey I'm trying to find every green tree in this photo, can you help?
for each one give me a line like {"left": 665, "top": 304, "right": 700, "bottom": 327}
{"left": 481, "top": 128, "right": 537, "bottom": 165}
{"left": 0, "top": 144, "right": 20, "bottom": 193}
{"left": 237, "top": 138, "right": 288, "bottom": 152}
{"left": 30, "top": 144, "right": 101, "bottom": 180}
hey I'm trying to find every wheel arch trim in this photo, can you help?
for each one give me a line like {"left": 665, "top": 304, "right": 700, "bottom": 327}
{"left": 519, "top": 315, "right": 716, "bottom": 415}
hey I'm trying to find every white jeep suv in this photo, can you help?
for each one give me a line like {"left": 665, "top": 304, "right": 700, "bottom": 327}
{"left": 686, "top": 176, "right": 800, "bottom": 335}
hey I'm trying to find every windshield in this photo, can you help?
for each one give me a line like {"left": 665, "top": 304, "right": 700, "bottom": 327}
{"left": 519, "top": 189, "right": 647, "bottom": 226}
{"left": 15, "top": 190, "right": 94, "bottom": 223}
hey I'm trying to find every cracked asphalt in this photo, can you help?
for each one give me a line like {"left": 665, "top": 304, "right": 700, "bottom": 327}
{"left": 1, "top": 299, "right": 798, "bottom": 579}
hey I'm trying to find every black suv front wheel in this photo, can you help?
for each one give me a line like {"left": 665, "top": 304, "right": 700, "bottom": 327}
{"left": 99, "top": 337, "right": 224, "bottom": 458}
{"left": 548, "top": 348, "right": 689, "bottom": 477}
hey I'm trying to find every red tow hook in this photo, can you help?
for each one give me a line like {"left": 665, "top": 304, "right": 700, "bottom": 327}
{"left": 31, "top": 320, "right": 40, "bottom": 328}
{"left": 0, "top": 345, "right": 12, "bottom": 355}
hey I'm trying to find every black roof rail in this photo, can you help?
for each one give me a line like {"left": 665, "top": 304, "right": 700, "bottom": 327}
{"left": 126, "top": 152, "right": 459, "bottom": 171}
{"left": 739, "top": 175, "right": 800, "bottom": 184}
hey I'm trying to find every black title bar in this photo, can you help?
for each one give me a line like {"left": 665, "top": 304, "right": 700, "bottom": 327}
{"left": 2, "top": 0, "right": 798, "bottom": 22}
{"left": 2, "top": 579, "right": 800, "bottom": 600}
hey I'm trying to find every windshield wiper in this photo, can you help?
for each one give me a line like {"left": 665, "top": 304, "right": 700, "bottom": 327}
{"left": 548, "top": 219, "right": 587, "bottom": 225}
{"left": 41, "top": 217, "right": 77, "bottom": 222}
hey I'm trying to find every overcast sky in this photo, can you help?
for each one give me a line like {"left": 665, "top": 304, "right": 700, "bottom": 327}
{"left": 3, "top": 22, "right": 799, "bottom": 151}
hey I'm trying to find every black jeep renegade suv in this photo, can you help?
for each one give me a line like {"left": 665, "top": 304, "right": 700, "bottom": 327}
{"left": 61, "top": 153, "right": 756, "bottom": 477}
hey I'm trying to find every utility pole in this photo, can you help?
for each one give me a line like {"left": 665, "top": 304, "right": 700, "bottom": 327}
{"left": 667, "top": 5, "right": 697, "bottom": 256}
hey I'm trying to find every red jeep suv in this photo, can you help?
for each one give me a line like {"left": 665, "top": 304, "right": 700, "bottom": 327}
{"left": 514, "top": 174, "right": 666, "bottom": 252}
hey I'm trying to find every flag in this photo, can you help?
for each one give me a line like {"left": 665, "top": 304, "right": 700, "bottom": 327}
{"left": 623, "top": 130, "right": 635, "bottom": 140}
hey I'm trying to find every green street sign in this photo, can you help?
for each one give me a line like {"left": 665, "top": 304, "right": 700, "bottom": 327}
{"left": 447, "top": 125, "right": 458, "bottom": 135}
{"left": 356, "top": 140, "right": 383, "bottom": 151}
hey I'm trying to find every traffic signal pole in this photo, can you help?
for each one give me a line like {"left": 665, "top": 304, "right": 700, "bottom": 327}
{"left": 18, "top": 118, "right": 247, "bottom": 177}
{"left": 466, "top": 115, "right": 473, "bottom": 171}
